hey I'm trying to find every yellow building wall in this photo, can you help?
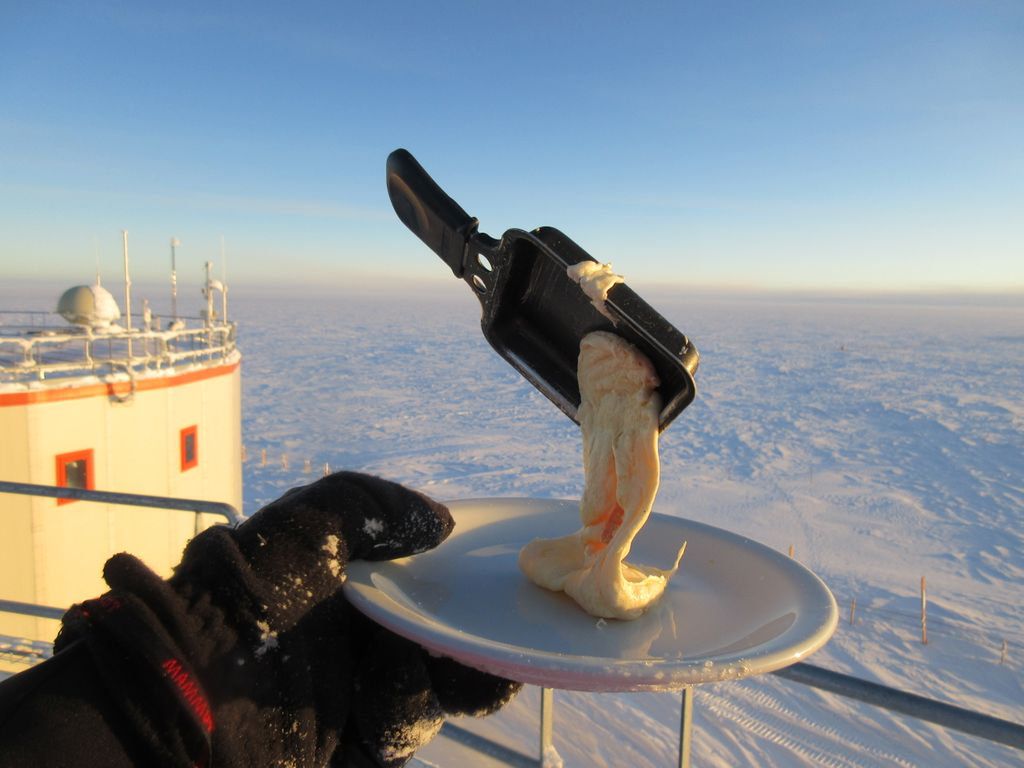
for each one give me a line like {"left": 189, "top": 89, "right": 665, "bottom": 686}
{"left": 0, "top": 405, "right": 36, "bottom": 643}
{"left": 0, "top": 360, "right": 241, "bottom": 652}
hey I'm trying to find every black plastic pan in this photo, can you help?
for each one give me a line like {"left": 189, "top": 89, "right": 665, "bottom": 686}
{"left": 385, "top": 148, "right": 699, "bottom": 432}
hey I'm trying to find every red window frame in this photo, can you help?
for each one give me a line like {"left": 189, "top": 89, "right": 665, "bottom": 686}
{"left": 180, "top": 425, "right": 198, "bottom": 471}
{"left": 55, "top": 449, "right": 94, "bottom": 505}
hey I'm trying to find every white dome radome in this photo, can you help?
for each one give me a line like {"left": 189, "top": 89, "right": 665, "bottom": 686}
{"left": 57, "top": 283, "right": 122, "bottom": 328}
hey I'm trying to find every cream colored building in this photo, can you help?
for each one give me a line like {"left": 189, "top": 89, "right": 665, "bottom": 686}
{"left": 0, "top": 281, "right": 241, "bottom": 663}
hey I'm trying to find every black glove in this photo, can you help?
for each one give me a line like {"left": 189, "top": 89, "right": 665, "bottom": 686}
{"left": 3, "top": 472, "right": 520, "bottom": 768}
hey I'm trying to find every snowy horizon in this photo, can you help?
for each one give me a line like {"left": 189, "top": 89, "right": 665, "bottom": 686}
{"left": 4, "top": 273, "right": 1024, "bottom": 305}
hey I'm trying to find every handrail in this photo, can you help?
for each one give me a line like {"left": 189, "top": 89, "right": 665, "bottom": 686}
{"left": 0, "top": 599, "right": 65, "bottom": 621}
{"left": 0, "top": 481, "right": 243, "bottom": 525}
{"left": 0, "top": 314, "right": 237, "bottom": 384}
{"left": 771, "top": 662, "right": 1024, "bottom": 750}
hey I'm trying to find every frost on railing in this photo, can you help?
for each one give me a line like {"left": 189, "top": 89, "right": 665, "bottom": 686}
{"left": 0, "top": 310, "right": 238, "bottom": 384}
{"left": 0, "top": 634, "right": 54, "bottom": 669}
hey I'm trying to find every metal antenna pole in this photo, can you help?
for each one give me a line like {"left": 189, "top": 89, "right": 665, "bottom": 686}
{"left": 122, "top": 230, "right": 132, "bottom": 359}
{"left": 204, "top": 260, "right": 214, "bottom": 327}
{"left": 171, "top": 237, "right": 180, "bottom": 321}
{"left": 220, "top": 235, "right": 228, "bottom": 324}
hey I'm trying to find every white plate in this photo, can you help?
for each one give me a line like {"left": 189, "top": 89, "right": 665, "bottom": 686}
{"left": 343, "top": 499, "right": 838, "bottom": 691}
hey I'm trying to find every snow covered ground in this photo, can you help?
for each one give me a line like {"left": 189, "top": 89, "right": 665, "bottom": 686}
{"left": 233, "top": 282, "right": 1022, "bottom": 768}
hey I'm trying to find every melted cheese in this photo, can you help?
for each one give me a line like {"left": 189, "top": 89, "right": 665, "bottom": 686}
{"left": 566, "top": 261, "right": 624, "bottom": 322}
{"left": 518, "top": 331, "right": 686, "bottom": 620}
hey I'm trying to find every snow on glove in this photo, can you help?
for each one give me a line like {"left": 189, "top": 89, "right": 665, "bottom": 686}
{"left": 43, "top": 472, "right": 520, "bottom": 768}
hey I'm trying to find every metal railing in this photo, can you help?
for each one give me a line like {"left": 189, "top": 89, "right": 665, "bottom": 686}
{"left": 0, "top": 310, "right": 237, "bottom": 385}
{"left": 0, "top": 482, "right": 242, "bottom": 671}
{"left": 0, "top": 483, "right": 1020, "bottom": 764}
{"left": 534, "top": 665, "right": 1024, "bottom": 768}
{"left": 0, "top": 481, "right": 242, "bottom": 526}
{"left": 0, "top": 600, "right": 65, "bottom": 621}
{"left": 770, "top": 663, "right": 1024, "bottom": 750}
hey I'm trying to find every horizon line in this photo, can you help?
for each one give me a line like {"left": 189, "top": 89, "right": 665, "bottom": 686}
{"left": 2, "top": 273, "right": 1021, "bottom": 304}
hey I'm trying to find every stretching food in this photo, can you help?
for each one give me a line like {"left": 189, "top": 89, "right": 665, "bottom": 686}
{"left": 518, "top": 330, "right": 686, "bottom": 620}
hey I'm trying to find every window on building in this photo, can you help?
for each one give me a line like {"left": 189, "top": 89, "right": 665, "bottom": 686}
{"left": 181, "top": 425, "right": 198, "bottom": 471}
{"left": 55, "top": 449, "right": 94, "bottom": 505}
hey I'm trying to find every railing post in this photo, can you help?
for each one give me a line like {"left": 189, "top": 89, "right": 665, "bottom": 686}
{"left": 678, "top": 686, "right": 694, "bottom": 768}
{"left": 540, "top": 687, "right": 554, "bottom": 765}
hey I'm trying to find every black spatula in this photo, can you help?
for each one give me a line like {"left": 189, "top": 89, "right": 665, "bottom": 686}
{"left": 386, "top": 148, "right": 699, "bottom": 432}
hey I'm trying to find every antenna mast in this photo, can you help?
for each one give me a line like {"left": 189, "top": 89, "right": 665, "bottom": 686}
{"left": 204, "top": 260, "right": 214, "bottom": 327}
{"left": 220, "top": 234, "right": 228, "bottom": 324}
{"left": 122, "top": 230, "right": 133, "bottom": 357}
{"left": 170, "top": 237, "right": 181, "bottom": 321}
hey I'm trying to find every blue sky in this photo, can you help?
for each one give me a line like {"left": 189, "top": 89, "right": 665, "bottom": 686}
{"left": 1, "top": 1, "right": 1021, "bottom": 292}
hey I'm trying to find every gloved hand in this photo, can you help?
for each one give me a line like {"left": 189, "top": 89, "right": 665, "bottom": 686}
{"left": 33, "top": 472, "right": 520, "bottom": 767}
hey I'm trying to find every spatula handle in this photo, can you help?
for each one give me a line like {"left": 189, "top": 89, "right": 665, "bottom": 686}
{"left": 386, "top": 149, "right": 478, "bottom": 278}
